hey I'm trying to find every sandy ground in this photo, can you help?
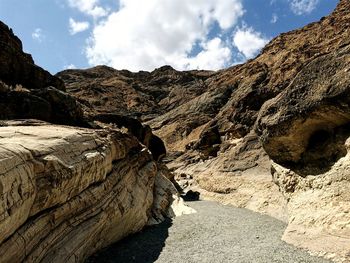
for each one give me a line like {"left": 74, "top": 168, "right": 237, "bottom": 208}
{"left": 86, "top": 201, "right": 331, "bottom": 263}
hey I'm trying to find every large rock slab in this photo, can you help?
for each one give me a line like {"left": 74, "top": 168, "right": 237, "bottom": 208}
{"left": 0, "top": 122, "right": 167, "bottom": 262}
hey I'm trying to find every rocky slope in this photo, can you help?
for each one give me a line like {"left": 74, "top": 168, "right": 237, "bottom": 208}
{"left": 0, "top": 21, "right": 86, "bottom": 126}
{"left": 57, "top": 0, "right": 350, "bottom": 261}
{"left": 0, "top": 21, "right": 64, "bottom": 91}
{"left": 0, "top": 21, "right": 193, "bottom": 263}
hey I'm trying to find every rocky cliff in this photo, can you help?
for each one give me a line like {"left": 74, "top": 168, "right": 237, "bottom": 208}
{"left": 0, "top": 121, "right": 155, "bottom": 262}
{"left": 57, "top": 0, "right": 350, "bottom": 261}
{"left": 0, "top": 21, "right": 64, "bottom": 91}
{"left": 0, "top": 21, "right": 193, "bottom": 263}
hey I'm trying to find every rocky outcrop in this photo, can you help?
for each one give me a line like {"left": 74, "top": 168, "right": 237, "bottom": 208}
{"left": 0, "top": 21, "right": 64, "bottom": 91}
{"left": 56, "top": 65, "right": 213, "bottom": 121}
{"left": 257, "top": 44, "right": 350, "bottom": 175}
{"left": 0, "top": 81, "right": 87, "bottom": 126}
{"left": 0, "top": 19, "right": 192, "bottom": 262}
{"left": 56, "top": 1, "right": 350, "bottom": 261}
{"left": 0, "top": 121, "right": 190, "bottom": 262}
{"left": 0, "top": 21, "right": 86, "bottom": 127}
{"left": 256, "top": 36, "right": 350, "bottom": 262}
{"left": 93, "top": 113, "right": 166, "bottom": 161}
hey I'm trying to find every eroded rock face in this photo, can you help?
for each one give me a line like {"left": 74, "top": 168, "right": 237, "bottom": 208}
{"left": 271, "top": 159, "right": 350, "bottom": 262}
{"left": 93, "top": 113, "right": 166, "bottom": 161}
{"left": 0, "top": 121, "right": 175, "bottom": 262}
{"left": 255, "top": 38, "right": 350, "bottom": 262}
{"left": 0, "top": 21, "right": 64, "bottom": 91}
{"left": 0, "top": 18, "right": 191, "bottom": 263}
{"left": 0, "top": 82, "right": 87, "bottom": 126}
{"left": 257, "top": 45, "right": 350, "bottom": 175}
{"left": 50, "top": 0, "right": 350, "bottom": 261}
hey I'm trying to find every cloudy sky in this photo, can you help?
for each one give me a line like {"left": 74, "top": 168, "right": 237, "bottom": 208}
{"left": 0, "top": 0, "right": 338, "bottom": 73}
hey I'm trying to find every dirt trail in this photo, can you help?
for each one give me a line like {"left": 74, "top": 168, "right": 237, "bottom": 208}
{"left": 87, "top": 201, "right": 331, "bottom": 263}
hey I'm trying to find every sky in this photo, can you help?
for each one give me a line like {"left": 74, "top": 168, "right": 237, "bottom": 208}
{"left": 0, "top": 0, "right": 338, "bottom": 74}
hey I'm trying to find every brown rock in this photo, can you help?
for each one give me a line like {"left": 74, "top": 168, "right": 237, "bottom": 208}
{"left": 0, "top": 21, "right": 64, "bottom": 91}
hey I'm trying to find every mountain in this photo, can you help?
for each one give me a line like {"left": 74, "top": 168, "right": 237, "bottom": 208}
{"left": 57, "top": 1, "right": 350, "bottom": 261}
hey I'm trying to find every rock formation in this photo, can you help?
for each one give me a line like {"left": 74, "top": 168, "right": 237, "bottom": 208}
{"left": 0, "top": 21, "right": 64, "bottom": 91}
{"left": 1, "top": 0, "right": 349, "bottom": 262}
{"left": 0, "top": 20, "right": 192, "bottom": 263}
{"left": 0, "top": 121, "right": 156, "bottom": 262}
{"left": 56, "top": 0, "right": 350, "bottom": 261}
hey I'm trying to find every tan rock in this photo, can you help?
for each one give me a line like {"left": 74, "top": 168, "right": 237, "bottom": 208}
{"left": 148, "top": 164, "right": 196, "bottom": 225}
{"left": 0, "top": 122, "right": 175, "bottom": 262}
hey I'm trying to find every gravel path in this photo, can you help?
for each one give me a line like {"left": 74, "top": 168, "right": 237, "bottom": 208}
{"left": 87, "top": 201, "right": 330, "bottom": 263}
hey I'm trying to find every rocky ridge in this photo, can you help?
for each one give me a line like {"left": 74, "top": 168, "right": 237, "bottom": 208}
{"left": 0, "top": 21, "right": 193, "bottom": 263}
{"left": 57, "top": 1, "right": 350, "bottom": 261}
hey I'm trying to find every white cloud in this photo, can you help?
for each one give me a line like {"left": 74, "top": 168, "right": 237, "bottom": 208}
{"left": 69, "top": 18, "right": 90, "bottom": 35}
{"left": 233, "top": 27, "right": 269, "bottom": 59}
{"left": 67, "top": 0, "right": 108, "bottom": 19}
{"left": 271, "top": 13, "right": 278, "bottom": 23}
{"left": 85, "top": 0, "right": 244, "bottom": 71}
{"left": 32, "top": 28, "right": 44, "bottom": 42}
{"left": 290, "top": 0, "right": 319, "bottom": 15}
{"left": 64, "top": 64, "right": 77, "bottom": 69}
{"left": 180, "top": 38, "right": 232, "bottom": 70}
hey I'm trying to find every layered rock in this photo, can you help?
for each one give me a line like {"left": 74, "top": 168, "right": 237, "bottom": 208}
{"left": 0, "top": 121, "right": 189, "bottom": 262}
{"left": 0, "top": 81, "right": 86, "bottom": 126}
{"left": 56, "top": 65, "right": 213, "bottom": 121}
{"left": 0, "top": 20, "right": 191, "bottom": 263}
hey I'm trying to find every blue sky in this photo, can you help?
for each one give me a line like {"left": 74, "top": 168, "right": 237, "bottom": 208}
{"left": 0, "top": 0, "right": 338, "bottom": 74}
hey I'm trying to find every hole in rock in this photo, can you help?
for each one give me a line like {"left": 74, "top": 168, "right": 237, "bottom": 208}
{"left": 306, "top": 129, "right": 331, "bottom": 151}
{"left": 292, "top": 126, "right": 349, "bottom": 176}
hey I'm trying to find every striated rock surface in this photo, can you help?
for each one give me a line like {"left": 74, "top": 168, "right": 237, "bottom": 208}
{"left": 0, "top": 19, "right": 192, "bottom": 262}
{"left": 0, "top": 121, "right": 190, "bottom": 262}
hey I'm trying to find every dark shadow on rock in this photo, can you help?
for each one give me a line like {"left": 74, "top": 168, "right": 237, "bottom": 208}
{"left": 279, "top": 124, "right": 350, "bottom": 176}
{"left": 85, "top": 219, "right": 172, "bottom": 263}
{"left": 93, "top": 113, "right": 166, "bottom": 161}
{"left": 181, "top": 190, "right": 200, "bottom": 201}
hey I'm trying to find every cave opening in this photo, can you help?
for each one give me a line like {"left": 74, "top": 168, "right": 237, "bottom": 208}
{"left": 306, "top": 129, "right": 332, "bottom": 151}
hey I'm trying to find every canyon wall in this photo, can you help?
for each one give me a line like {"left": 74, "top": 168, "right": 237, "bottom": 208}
{"left": 0, "top": 21, "right": 191, "bottom": 262}
{"left": 57, "top": 1, "right": 350, "bottom": 261}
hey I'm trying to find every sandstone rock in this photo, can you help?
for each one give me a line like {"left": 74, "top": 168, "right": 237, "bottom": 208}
{"left": 148, "top": 164, "right": 196, "bottom": 225}
{"left": 0, "top": 19, "right": 191, "bottom": 263}
{"left": 257, "top": 44, "right": 350, "bottom": 172}
{"left": 271, "top": 159, "right": 350, "bottom": 262}
{"left": 255, "top": 34, "right": 350, "bottom": 263}
{"left": 0, "top": 121, "right": 173, "bottom": 262}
